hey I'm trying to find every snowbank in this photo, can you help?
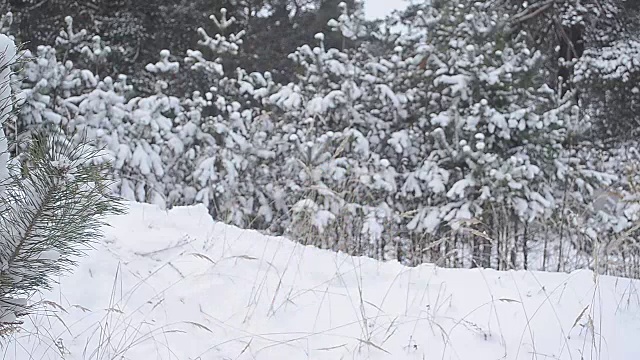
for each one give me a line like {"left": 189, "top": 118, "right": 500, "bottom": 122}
{"left": 8, "top": 202, "right": 640, "bottom": 359}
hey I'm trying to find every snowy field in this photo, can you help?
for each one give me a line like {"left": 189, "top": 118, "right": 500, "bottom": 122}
{"left": 5, "top": 202, "right": 640, "bottom": 359}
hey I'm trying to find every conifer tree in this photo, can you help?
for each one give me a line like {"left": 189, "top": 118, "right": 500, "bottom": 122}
{"left": 0, "top": 34, "right": 123, "bottom": 335}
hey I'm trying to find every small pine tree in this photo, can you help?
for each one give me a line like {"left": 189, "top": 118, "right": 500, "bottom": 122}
{"left": 0, "top": 33, "right": 123, "bottom": 337}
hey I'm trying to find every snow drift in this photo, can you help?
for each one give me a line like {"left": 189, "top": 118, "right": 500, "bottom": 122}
{"left": 7, "top": 203, "right": 640, "bottom": 359}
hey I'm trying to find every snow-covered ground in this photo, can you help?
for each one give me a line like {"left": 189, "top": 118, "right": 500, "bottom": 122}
{"left": 6, "top": 203, "right": 640, "bottom": 359}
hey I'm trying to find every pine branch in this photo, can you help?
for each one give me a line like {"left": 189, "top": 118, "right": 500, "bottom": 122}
{"left": 509, "top": 0, "right": 555, "bottom": 24}
{"left": 0, "top": 133, "right": 124, "bottom": 333}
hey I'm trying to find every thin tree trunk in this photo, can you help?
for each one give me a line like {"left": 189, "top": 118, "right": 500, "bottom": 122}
{"left": 543, "top": 225, "right": 549, "bottom": 271}
{"left": 511, "top": 219, "right": 518, "bottom": 270}
{"left": 523, "top": 223, "right": 529, "bottom": 270}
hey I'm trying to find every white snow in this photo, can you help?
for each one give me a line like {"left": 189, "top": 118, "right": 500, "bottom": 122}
{"left": 364, "top": 0, "right": 410, "bottom": 20}
{"left": 0, "top": 34, "right": 15, "bottom": 189}
{"left": 8, "top": 202, "right": 640, "bottom": 359}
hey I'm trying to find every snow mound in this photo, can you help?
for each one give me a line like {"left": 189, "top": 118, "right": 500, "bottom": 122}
{"left": 9, "top": 203, "right": 640, "bottom": 359}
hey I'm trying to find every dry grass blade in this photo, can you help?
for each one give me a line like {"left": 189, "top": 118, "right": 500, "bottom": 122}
{"left": 71, "top": 304, "right": 92, "bottom": 312}
{"left": 42, "top": 300, "right": 68, "bottom": 313}
{"left": 189, "top": 252, "right": 217, "bottom": 264}
{"left": 461, "top": 227, "right": 495, "bottom": 244}
{"left": 54, "top": 313, "right": 72, "bottom": 335}
{"left": 356, "top": 338, "right": 390, "bottom": 354}
{"left": 364, "top": 299, "right": 384, "bottom": 312}
{"left": 571, "top": 305, "right": 590, "bottom": 332}
{"left": 238, "top": 338, "right": 253, "bottom": 356}
{"left": 231, "top": 255, "right": 258, "bottom": 261}
{"left": 499, "top": 298, "right": 521, "bottom": 304}
{"left": 182, "top": 321, "right": 214, "bottom": 334}
{"left": 315, "top": 343, "right": 348, "bottom": 351}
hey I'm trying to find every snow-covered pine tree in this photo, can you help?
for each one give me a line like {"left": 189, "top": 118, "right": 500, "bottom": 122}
{"left": 121, "top": 50, "right": 183, "bottom": 207}
{"left": 262, "top": 2, "right": 409, "bottom": 259}
{"left": 68, "top": 75, "right": 133, "bottom": 173}
{"left": 504, "top": 0, "right": 640, "bottom": 140}
{"left": 10, "top": 15, "right": 98, "bottom": 154}
{"left": 164, "top": 90, "right": 215, "bottom": 206}
{"left": 177, "top": 8, "right": 280, "bottom": 228}
{"left": 0, "top": 34, "right": 122, "bottom": 336}
{"left": 391, "top": 0, "right": 615, "bottom": 269}
{"left": 574, "top": 38, "right": 640, "bottom": 140}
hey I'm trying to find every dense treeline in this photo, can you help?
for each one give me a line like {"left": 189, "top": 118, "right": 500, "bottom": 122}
{"left": 2, "top": 0, "right": 640, "bottom": 277}
{"left": 2, "top": 0, "right": 361, "bottom": 81}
